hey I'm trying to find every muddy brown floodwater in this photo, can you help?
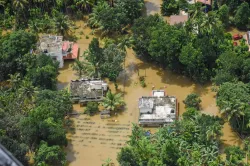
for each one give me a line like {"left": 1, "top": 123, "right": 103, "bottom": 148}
{"left": 60, "top": 1, "right": 242, "bottom": 166}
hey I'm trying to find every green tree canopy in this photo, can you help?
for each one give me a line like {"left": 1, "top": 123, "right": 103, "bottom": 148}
{"left": 102, "top": 90, "right": 125, "bottom": 112}
{"left": 161, "top": 0, "right": 179, "bottom": 16}
{"left": 118, "top": 111, "right": 225, "bottom": 166}
{"left": 34, "top": 141, "right": 66, "bottom": 166}
{"left": 0, "top": 30, "right": 37, "bottom": 81}
{"left": 217, "top": 82, "right": 250, "bottom": 136}
{"left": 234, "top": 2, "right": 250, "bottom": 29}
{"left": 183, "top": 93, "right": 202, "bottom": 110}
{"left": 85, "top": 102, "right": 99, "bottom": 116}
{"left": 218, "top": 4, "right": 230, "bottom": 28}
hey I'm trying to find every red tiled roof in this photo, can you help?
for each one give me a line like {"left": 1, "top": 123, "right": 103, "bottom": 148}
{"left": 63, "top": 43, "right": 78, "bottom": 60}
{"left": 62, "top": 41, "right": 69, "bottom": 52}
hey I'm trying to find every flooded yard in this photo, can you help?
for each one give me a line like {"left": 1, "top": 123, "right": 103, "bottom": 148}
{"left": 61, "top": 1, "right": 242, "bottom": 165}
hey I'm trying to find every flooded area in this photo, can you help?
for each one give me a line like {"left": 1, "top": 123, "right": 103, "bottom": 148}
{"left": 59, "top": 1, "right": 242, "bottom": 165}
{"left": 145, "top": 0, "right": 162, "bottom": 15}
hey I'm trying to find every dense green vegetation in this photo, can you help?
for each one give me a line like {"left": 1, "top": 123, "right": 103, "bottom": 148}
{"left": 85, "top": 102, "right": 99, "bottom": 116}
{"left": 216, "top": 82, "right": 250, "bottom": 137}
{"left": 161, "top": 0, "right": 250, "bottom": 30}
{"left": 183, "top": 93, "right": 201, "bottom": 110}
{"left": 1, "top": 0, "right": 250, "bottom": 165}
{"left": 132, "top": 6, "right": 249, "bottom": 83}
{"left": 118, "top": 108, "right": 249, "bottom": 166}
{"left": 72, "top": 38, "right": 125, "bottom": 83}
{"left": 0, "top": 30, "right": 71, "bottom": 165}
{"left": 102, "top": 90, "right": 125, "bottom": 112}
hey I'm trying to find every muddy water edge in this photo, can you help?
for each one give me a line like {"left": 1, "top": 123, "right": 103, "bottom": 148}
{"left": 61, "top": 1, "right": 242, "bottom": 166}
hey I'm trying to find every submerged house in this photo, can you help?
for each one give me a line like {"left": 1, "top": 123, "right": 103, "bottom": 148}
{"left": 70, "top": 78, "right": 108, "bottom": 105}
{"left": 38, "top": 35, "right": 78, "bottom": 68}
{"left": 138, "top": 90, "right": 178, "bottom": 127}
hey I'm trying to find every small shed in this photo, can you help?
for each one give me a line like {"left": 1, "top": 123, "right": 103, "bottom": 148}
{"left": 100, "top": 110, "right": 111, "bottom": 119}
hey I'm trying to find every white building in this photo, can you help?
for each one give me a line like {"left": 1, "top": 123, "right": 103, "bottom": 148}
{"left": 138, "top": 92, "right": 178, "bottom": 127}
{"left": 39, "top": 35, "right": 78, "bottom": 68}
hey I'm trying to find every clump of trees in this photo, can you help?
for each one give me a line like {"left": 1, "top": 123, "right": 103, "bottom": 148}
{"left": 183, "top": 93, "right": 201, "bottom": 110}
{"left": 216, "top": 82, "right": 250, "bottom": 137}
{"left": 213, "top": 50, "right": 250, "bottom": 85}
{"left": 85, "top": 102, "right": 99, "bottom": 116}
{"left": 116, "top": 109, "right": 250, "bottom": 166}
{"left": 132, "top": 4, "right": 250, "bottom": 83}
{"left": 34, "top": 141, "right": 67, "bottom": 166}
{"left": 215, "top": 1, "right": 250, "bottom": 30}
{"left": 89, "top": 0, "right": 144, "bottom": 34}
{"left": 73, "top": 38, "right": 125, "bottom": 83}
{"left": 0, "top": 31, "right": 72, "bottom": 165}
{"left": 161, "top": 0, "right": 188, "bottom": 16}
{"left": 0, "top": 30, "right": 37, "bottom": 81}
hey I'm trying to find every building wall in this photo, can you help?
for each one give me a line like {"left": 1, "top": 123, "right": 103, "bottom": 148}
{"left": 47, "top": 51, "right": 64, "bottom": 68}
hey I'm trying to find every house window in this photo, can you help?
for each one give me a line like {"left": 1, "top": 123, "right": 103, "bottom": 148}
{"left": 171, "top": 109, "right": 175, "bottom": 113}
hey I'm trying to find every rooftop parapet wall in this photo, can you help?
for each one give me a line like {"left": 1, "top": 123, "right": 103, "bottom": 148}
{"left": 70, "top": 79, "right": 108, "bottom": 103}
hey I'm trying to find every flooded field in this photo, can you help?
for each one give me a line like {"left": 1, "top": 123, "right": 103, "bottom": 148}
{"left": 61, "top": 1, "right": 242, "bottom": 165}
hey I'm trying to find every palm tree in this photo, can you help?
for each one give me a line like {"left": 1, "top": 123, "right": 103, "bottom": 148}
{"left": 221, "top": 99, "right": 246, "bottom": 135}
{"left": 8, "top": 73, "right": 22, "bottom": 90}
{"left": 75, "top": 0, "right": 94, "bottom": 13}
{"left": 28, "top": 20, "right": 42, "bottom": 33}
{"left": 12, "top": 0, "right": 28, "bottom": 10}
{"left": 12, "top": 0, "right": 28, "bottom": 28}
{"left": 19, "top": 79, "right": 38, "bottom": 100}
{"left": 72, "top": 58, "right": 100, "bottom": 78}
{"left": 206, "top": 122, "right": 222, "bottom": 141}
{"left": 88, "top": 1, "right": 109, "bottom": 28}
{"left": 72, "top": 59, "right": 85, "bottom": 77}
{"left": 102, "top": 90, "right": 125, "bottom": 112}
{"left": 102, "top": 158, "right": 113, "bottom": 166}
{"left": 0, "top": 0, "right": 5, "bottom": 7}
{"left": 53, "top": 13, "right": 72, "bottom": 36}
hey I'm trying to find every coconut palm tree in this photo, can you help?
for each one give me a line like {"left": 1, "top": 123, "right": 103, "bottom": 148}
{"left": 102, "top": 158, "right": 114, "bottom": 166}
{"left": 0, "top": 0, "right": 5, "bottom": 7}
{"left": 221, "top": 99, "right": 246, "bottom": 135}
{"left": 28, "top": 20, "right": 42, "bottom": 33}
{"left": 53, "top": 13, "right": 72, "bottom": 36}
{"left": 12, "top": 0, "right": 28, "bottom": 28}
{"left": 206, "top": 122, "right": 222, "bottom": 141}
{"left": 8, "top": 73, "right": 22, "bottom": 90}
{"left": 88, "top": 1, "right": 109, "bottom": 28}
{"left": 75, "top": 0, "right": 94, "bottom": 13}
{"left": 72, "top": 58, "right": 100, "bottom": 78}
{"left": 12, "top": 0, "right": 28, "bottom": 10}
{"left": 102, "top": 90, "right": 125, "bottom": 112}
{"left": 72, "top": 59, "right": 85, "bottom": 77}
{"left": 19, "top": 79, "right": 38, "bottom": 100}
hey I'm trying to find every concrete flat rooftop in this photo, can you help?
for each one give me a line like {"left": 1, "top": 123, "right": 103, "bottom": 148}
{"left": 138, "top": 96, "right": 176, "bottom": 123}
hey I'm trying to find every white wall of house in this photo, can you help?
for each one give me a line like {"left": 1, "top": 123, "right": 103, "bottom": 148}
{"left": 46, "top": 51, "right": 64, "bottom": 68}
